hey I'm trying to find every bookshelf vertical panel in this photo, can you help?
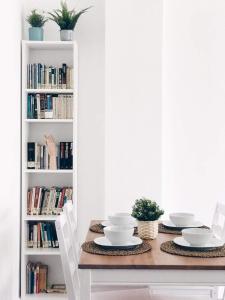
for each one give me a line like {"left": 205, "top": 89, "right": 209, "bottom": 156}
{"left": 21, "top": 41, "right": 77, "bottom": 299}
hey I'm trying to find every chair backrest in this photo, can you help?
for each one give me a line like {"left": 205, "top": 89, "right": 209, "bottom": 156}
{"left": 63, "top": 200, "right": 80, "bottom": 256}
{"left": 55, "top": 214, "right": 80, "bottom": 300}
{"left": 211, "top": 202, "right": 225, "bottom": 242}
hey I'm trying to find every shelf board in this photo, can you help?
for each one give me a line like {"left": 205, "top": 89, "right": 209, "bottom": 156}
{"left": 25, "top": 119, "right": 73, "bottom": 123}
{"left": 25, "top": 248, "right": 60, "bottom": 256}
{"left": 23, "top": 40, "right": 75, "bottom": 50}
{"left": 25, "top": 215, "right": 58, "bottom": 221}
{"left": 25, "top": 169, "right": 73, "bottom": 174}
{"left": 25, "top": 89, "right": 74, "bottom": 94}
{"left": 24, "top": 294, "right": 67, "bottom": 300}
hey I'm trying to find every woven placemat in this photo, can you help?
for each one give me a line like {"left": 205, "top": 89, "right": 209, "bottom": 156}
{"left": 81, "top": 240, "right": 151, "bottom": 256}
{"left": 90, "top": 223, "right": 138, "bottom": 235}
{"left": 158, "top": 223, "right": 209, "bottom": 235}
{"left": 160, "top": 241, "right": 225, "bottom": 258}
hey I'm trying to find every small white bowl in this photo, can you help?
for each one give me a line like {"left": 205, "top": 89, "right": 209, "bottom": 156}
{"left": 104, "top": 225, "right": 134, "bottom": 245}
{"left": 169, "top": 212, "right": 195, "bottom": 227}
{"left": 182, "top": 228, "right": 213, "bottom": 246}
{"left": 108, "top": 213, "right": 135, "bottom": 226}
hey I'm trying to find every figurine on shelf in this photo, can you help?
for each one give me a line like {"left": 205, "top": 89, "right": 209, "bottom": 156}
{"left": 44, "top": 134, "right": 57, "bottom": 170}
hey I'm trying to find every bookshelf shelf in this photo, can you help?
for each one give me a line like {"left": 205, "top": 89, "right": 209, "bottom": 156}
{"left": 21, "top": 40, "right": 78, "bottom": 299}
{"left": 25, "top": 119, "right": 73, "bottom": 123}
{"left": 25, "top": 248, "right": 60, "bottom": 256}
{"left": 24, "top": 169, "right": 73, "bottom": 174}
{"left": 25, "top": 215, "right": 58, "bottom": 221}
{"left": 25, "top": 89, "right": 74, "bottom": 94}
{"left": 25, "top": 293, "right": 67, "bottom": 300}
{"left": 25, "top": 40, "right": 74, "bottom": 50}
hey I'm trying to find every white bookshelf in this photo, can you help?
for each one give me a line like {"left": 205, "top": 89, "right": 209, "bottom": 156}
{"left": 21, "top": 40, "right": 78, "bottom": 299}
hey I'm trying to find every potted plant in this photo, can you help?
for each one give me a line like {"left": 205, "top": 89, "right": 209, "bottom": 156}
{"left": 48, "top": 2, "right": 91, "bottom": 41}
{"left": 26, "top": 10, "right": 47, "bottom": 41}
{"left": 132, "top": 197, "right": 164, "bottom": 239}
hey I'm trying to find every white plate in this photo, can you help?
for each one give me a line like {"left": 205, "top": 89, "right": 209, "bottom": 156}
{"left": 94, "top": 236, "right": 142, "bottom": 249}
{"left": 162, "top": 220, "right": 204, "bottom": 229}
{"left": 173, "top": 236, "right": 224, "bottom": 250}
{"left": 101, "top": 220, "right": 138, "bottom": 227}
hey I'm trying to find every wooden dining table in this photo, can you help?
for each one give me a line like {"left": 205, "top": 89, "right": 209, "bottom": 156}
{"left": 78, "top": 220, "right": 225, "bottom": 300}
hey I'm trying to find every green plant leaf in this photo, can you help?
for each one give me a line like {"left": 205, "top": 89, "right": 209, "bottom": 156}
{"left": 48, "top": 2, "right": 92, "bottom": 30}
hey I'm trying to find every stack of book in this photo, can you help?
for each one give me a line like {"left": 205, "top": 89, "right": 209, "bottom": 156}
{"left": 27, "top": 63, "right": 73, "bottom": 89}
{"left": 26, "top": 262, "right": 48, "bottom": 294}
{"left": 27, "top": 186, "right": 73, "bottom": 215}
{"left": 27, "top": 221, "right": 58, "bottom": 248}
{"left": 27, "top": 141, "right": 73, "bottom": 170}
{"left": 27, "top": 94, "right": 73, "bottom": 119}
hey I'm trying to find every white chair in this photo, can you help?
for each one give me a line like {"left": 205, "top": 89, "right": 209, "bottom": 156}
{"left": 63, "top": 201, "right": 147, "bottom": 293}
{"left": 211, "top": 202, "right": 225, "bottom": 300}
{"left": 56, "top": 213, "right": 151, "bottom": 300}
{"left": 63, "top": 200, "right": 79, "bottom": 256}
{"left": 211, "top": 202, "right": 225, "bottom": 242}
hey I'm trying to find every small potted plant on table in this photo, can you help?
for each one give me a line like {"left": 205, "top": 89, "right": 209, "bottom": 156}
{"left": 26, "top": 10, "right": 47, "bottom": 41}
{"left": 132, "top": 197, "right": 164, "bottom": 239}
{"left": 48, "top": 1, "right": 91, "bottom": 41}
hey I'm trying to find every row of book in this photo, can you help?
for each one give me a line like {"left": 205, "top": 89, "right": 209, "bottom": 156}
{"left": 27, "top": 186, "right": 73, "bottom": 215}
{"left": 27, "top": 63, "right": 73, "bottom": 89}
{"left": 26, "top": 262, "right": 48, "bottom": 294}
{"left": 27, "top": 94, "right": 73, "bottom": 119}
{"left": 27, "top": 141, "right": 73, "bottom": 170}
{"left": 26, "top": 262, "right": 66, "bottom": 294}
{"left": 27, "top": 221, "right": 58, "bottom": 248}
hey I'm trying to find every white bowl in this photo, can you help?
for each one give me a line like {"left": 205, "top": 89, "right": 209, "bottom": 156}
{"left": 104, "top": 225, "right": 134, "bottom": 245}
{"left": 108, "top": 213, "right": 135, "bottom": 226}
{"left": 182, "top": 228, "right": 213, "bottom": 246}
{"left": 169, "top": 213, "right": 195, "bottom": 227}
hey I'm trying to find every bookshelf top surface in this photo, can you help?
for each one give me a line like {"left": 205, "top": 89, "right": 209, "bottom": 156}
{"left": 23, "top": 40, "right": 77, "bottom": 51}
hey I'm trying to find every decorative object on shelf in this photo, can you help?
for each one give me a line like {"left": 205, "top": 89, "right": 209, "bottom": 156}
{"left": 48, "top": 1, "right": 91, "bottom": 41}
{"left": 44, "top": 135, "right": 57, "bottom": 170}
{"left": 132, "top": 197, "right": 164, "bottom": 240}
{"left": 26, "top": 9, "right": 47, "bottom": 41}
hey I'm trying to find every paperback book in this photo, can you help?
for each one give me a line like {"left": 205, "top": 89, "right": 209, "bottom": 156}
{"left": 27, "top": 221, "right": 58, "bottom": 248}
{"left": 27, "top": 63, "right": 73, "bottom": 89}
{"left": 27, "top": 186, "right": 73, "bottom": 215}
{"left": 26, "top": 262, "right": 48, "bottom": 294}
{"left": 27, "top": 93, "right": 73, "bottom": 119}
{"left": 27, "top": 141, "right": 73, "bottom": 170}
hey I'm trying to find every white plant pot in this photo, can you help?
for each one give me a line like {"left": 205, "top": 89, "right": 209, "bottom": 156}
{"left": 60, "top": 30, "right": 73, "bottom": 41}
{"left": 138, "top": 220, "right": 158, "bottom": 240}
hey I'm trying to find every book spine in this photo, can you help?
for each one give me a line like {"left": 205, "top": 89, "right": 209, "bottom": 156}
{"left": 27, "top": 142, "right": 35, "bottom": 169}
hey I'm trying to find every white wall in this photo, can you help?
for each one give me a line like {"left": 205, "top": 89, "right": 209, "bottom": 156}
{"left": 22, "top": 0, "right": 105, "bottom": 240}
{"left": 105, "top": 0, "right": 163, "bottom": 215}
{"left": 0, "top": 1, "right": 21, "bottom": 300}
{"left": 162, "top": 0, "right": 225, "bottom": 224}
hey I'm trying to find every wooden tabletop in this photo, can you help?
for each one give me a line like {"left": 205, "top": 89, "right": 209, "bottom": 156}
{"left": 78, "top": 220, "right": 225, "bottom": 270}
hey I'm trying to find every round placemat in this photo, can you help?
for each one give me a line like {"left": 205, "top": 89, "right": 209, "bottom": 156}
{"left": 158, "top": 223, "right": 209, "bottom": 235}
{"left": 160, "top": 241, "right": 225, "bottom": 258}
{"left": 81, "top": 240, "right": 151, "bottom": 256}
{"left": 90, "top": 224, "right": 138, "bottom": 235}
